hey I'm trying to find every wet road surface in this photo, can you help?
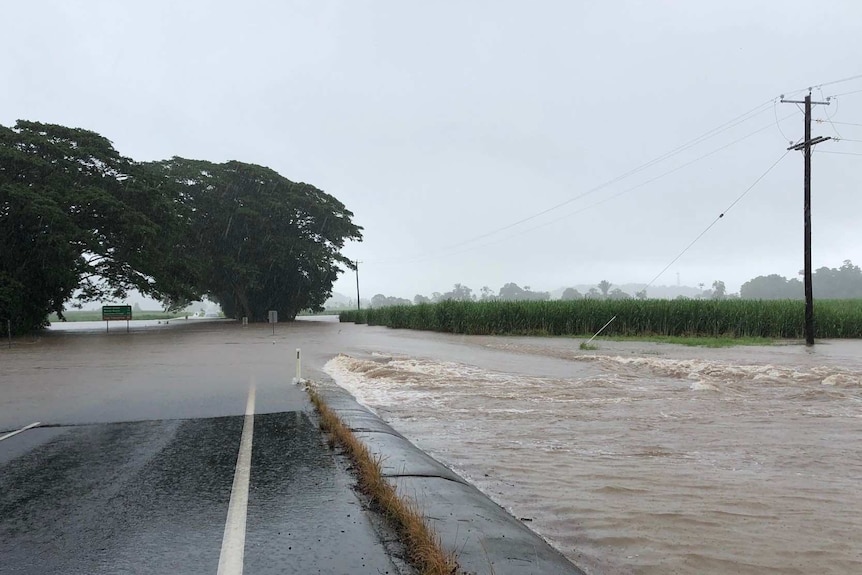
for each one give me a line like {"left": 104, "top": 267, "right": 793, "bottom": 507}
{"left": 0, "top": 320, "right": 406, "bottom": 574}
{"left": 0, "top": 415, "right": 403, "bottom": 575}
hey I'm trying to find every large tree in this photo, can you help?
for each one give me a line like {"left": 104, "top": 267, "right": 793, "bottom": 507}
{"left": 497, "top": 283, "right": 550, "bottom": 301}
{"left": 560, "top": 287, "right": 583, "bottom": 301}
{"left": 0, "top": 121, "right": 193, "bottom": 334}
{"left": 1, "top": 122, "right": 362, "bottom": 333}
{"left": 740, "top": 274, "right": 803, "bottom": 300}
{"left": 146, "top": 158, "right": 362, "bottom": 321}
{"left": 370, "top": 294, "right": 412, "bottom": 308}
{"left": 812, "top": 260, "right": 862, "bottom": 299}
{"left": 739, "top": 262, "right": 862, "bottom": 300}
{"left": 597, "top": 280, "right": 612, "bottom": 297}
{"left": 437, "top": 283, "right": 475, "bottom": 302}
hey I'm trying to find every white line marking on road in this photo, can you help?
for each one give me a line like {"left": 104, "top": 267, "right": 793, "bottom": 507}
{"left": 217, "top": 382, "right": 256, "bottom": 575}
{"left": 0, "top": 422, "right": 41, "bottom": 442}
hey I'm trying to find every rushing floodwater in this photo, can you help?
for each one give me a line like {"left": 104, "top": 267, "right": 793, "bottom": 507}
{"left": 324, "top": 338, "right": 862, "bottom": 574}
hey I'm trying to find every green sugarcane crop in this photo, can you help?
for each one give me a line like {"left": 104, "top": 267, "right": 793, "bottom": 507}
{"left": 339, "top": 299, "right": 862, "bottom": 339}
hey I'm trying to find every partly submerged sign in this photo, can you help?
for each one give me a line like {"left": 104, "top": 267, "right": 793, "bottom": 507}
{"left": 102, "top": 305, "right": 133, "bottom": 321}
{"left": 102, "top": 305, "right": 132, "bottom": 333}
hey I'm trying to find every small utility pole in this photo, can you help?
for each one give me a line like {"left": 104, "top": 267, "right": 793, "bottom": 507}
{"left": 781, "top": 91, "right": 831, "bottom": 346}
{"left": 355, "top": 260, "right": 361, "bottom": 311}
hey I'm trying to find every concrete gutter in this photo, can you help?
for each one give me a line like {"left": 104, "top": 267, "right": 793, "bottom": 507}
{"left": 311, "top": 379, "right": 586, "bottom": 575}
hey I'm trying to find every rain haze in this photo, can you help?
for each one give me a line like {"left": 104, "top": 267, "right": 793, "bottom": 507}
{"left": 4, "top": 1, "right": 861, "bottom": 302}
{"left": 6, "top": 6, "right": 862, "bottom": 573}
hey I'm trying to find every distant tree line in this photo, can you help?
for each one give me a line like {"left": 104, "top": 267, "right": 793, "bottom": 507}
{"left": 740, "top": 261, "right": 862, "bottom": 299}
{"left": 364, "top": 262, "right": 862, "bottom": 309}
{"left": 1, "top": 121, "right": 361, "bottom": 334}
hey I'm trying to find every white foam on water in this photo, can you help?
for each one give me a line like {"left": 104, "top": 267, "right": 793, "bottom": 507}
{"left": 324, "top": 348, "right": 862, "bottom": 575}
{"left": 583, "top": 354, "right": 862, "bottom": 390}
{"left": 690, "top": 381, "right": 719, "bottom": 392}
{"left": 821, "top": 373, "right": 861, "bottom": 387}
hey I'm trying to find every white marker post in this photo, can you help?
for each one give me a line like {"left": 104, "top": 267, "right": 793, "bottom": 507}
{"left": 268, "top": 310, "right": 277, "bottom": 335}
{"left": 294, "top": 348, "right": 302, "bottom": 384}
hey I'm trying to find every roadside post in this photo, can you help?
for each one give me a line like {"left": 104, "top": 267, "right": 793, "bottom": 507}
{"left": 102, "top": 305, "right": 132, "bottom": 333}
{"left": 268, "top": 310, "right": 277, "bottom": 335}
{"left": 294, "top": 348, "right": 302, "bottom": 384}
{"left": 6, "top": 319, "right": 10, "bottom": 349}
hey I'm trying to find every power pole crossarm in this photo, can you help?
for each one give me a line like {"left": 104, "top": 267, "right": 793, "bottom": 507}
{"left": 781, "top": 92, "right": 831, "bottom": 346}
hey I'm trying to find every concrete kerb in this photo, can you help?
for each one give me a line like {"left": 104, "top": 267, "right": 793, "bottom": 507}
{"left": 308, "top": 378, "right": 586, "bottom": 575}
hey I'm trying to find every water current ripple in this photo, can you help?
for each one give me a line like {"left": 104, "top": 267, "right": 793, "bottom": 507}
{"left": 325, "top": 342, "right": 862, "bottom": 574}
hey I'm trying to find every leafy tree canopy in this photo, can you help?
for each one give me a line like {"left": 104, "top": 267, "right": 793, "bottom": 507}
{"left": 437, "top": 283, "right": 475, "bottom": 302}
{"left": 608, "top": 288, "right": 631, "bottom": 300}
{"left": 370, "top": 294, "right": 412, "bottom": 308}
{"left": 1, "top": 122, "right": 362, "bottom": 333}
{"left": 141, "top": 158, "right": 362, "bottom": 321}
{"left": 1, "top": 121, "right": 194, "bottom": 333}
{"left": 597, "top": 280, "right": 612, "bottom": 297}
{"left": 711, "top": 280, "right": 727, "bottom": 300}
{"left": 560, "top": 287, "right": 582, "bottom": 301}
{"left": 740, "top": 261, "right": 862, "bottom": 300}
{"left": 497, "top": 282, "right": 549, "bottom": 301}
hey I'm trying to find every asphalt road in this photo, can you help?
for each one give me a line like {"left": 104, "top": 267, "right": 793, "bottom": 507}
{"left": 1, "top": 317, "right": 586, "bottom": 575}
{"left": 0, "top": 319, "right": 406, "bottom": 575}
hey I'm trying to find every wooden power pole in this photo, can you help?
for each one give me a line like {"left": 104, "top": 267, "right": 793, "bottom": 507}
{"left": 355, "top": 260, "right": 361, "bottom": 311}
{"left": 781, "top": 92, "right": 831, "bottom": 346}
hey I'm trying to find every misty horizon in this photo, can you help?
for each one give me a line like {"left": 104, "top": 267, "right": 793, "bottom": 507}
{"left": 4, "top": 2, "right": 860, "bottom": 309}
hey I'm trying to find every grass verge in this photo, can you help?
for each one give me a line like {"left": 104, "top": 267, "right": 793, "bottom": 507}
{"left": 307, "top": 386, "right": 460, "bottom": 575}
{"left": 589, "top": 334, "right": 777, "bottom": 347}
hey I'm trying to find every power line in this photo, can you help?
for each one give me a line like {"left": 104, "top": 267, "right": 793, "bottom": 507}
{"left": 582, "top": 151, "right": 790, "bottom": 347}
{"left": 818, "top": 87, "right": 843, "bottom": 139}
{"left": 642, "top": 151, "right": 790, "bottom": 290}
{"left": 817, "top": 150, "right": 862, "bottom": 156}
{"left": 369, "top": 76, "right": 862, "bottom": 265}
{"left": 366, "top": 101, "right": 777, "bottom": 266}
{"left": 816, "top": 120, "right": 862, "bottom": 127}
{"left": 828, "top": 88, "right": 862, "bottom": 98}
{"left": 429, "top": 101, "right": 776, "bottom": 252}
{"left": 812, "top": 73, "right": 862, "bottom": 89}
{"left": 381, "top": 112, "right": 795, "bottom": 266}
{"left": 773, "top": 98, "right": 795, "bottom": 144}
{"left": 359, "top": 74, "right": 862, "bottom": 267}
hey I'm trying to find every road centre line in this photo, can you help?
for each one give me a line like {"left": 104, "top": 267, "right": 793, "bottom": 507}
{"left": 217, "top": 381, "right": 256, "bottom": 575}
{"left": 0, "top": 422, "right": 41, "bottom": 442}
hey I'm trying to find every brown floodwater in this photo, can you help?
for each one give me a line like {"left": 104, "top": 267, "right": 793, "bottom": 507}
{"left": 324, "top": 336, "right": 862, "bottom": 574}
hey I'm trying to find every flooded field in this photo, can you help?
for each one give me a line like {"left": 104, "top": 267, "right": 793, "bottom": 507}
{"left": 325, "top": 338, "right": 862, "bottom": 574}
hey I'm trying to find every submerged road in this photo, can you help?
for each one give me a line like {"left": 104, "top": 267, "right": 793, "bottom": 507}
{"left": 0, "top": 319, "right": 407, "bottom": 575}
{"left": 0, "top": 317, "right": 586, "bottom": 575}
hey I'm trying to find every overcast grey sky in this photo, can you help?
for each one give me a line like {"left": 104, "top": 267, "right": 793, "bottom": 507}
{"left": 4, "top": 1, "right": 861, "bottom": 301}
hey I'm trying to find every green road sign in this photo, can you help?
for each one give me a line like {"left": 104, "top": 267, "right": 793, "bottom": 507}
{"left": 102, "top": 305, "right": 133, "bottom": 321}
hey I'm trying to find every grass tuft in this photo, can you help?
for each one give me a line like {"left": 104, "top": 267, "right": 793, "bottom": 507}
{"left": 308, "top": 386, "right": 460, "bottom": 575}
